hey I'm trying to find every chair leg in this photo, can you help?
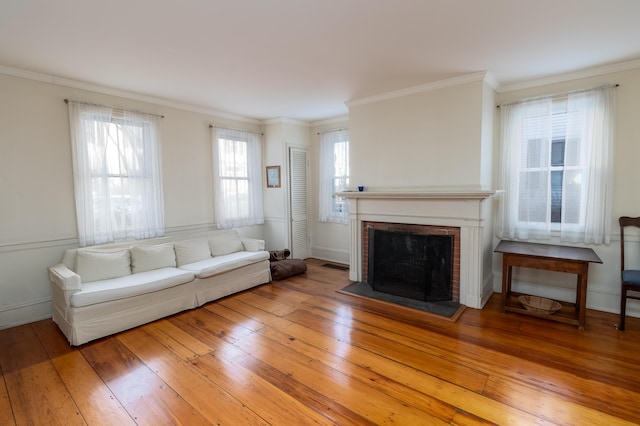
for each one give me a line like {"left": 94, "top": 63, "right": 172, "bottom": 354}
{"left": 620, "top": 286, "right": 627, "bottom": 331}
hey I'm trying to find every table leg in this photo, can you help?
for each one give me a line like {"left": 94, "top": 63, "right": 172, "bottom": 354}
{"left": 501, "top": 258, "right": 511, "bottom": 313}
{"left": 575, "top": 275, "right": 582, "bottom": 317}
{"left": 577, "top": 266, "right": 589, "bottom": 330}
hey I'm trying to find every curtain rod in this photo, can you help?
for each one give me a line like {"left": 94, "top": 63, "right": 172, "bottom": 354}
{"left": 209, "top": 124, "right": 263, "bottom": 135}
{"left": 64, "top": 99, "right": 165, "bottom": 118}
{"left": 496, "top": 84, "right": 619, "bottom": 108}
{"left": 317, "top": 127, "right": 348, "bottom": 135}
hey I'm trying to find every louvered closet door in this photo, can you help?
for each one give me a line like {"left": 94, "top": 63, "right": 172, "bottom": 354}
{"left": 289, "top": 146, "right": 310, "bottom": 259}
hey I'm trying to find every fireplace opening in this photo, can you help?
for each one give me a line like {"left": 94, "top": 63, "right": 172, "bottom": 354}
{"left": 367, "top": 228, "right": 453, "bottom": 302}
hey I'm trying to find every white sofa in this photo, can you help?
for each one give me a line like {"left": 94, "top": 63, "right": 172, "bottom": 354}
{"left": 48, "top": 230, "right": 271, "bottom": 345}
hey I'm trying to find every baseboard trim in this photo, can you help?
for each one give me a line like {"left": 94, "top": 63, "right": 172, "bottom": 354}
{"left": 311, "top": 246, "right": 349, "bottom": 265}
{"left": 0, "top": 298, "right": 52, "bottom": 330}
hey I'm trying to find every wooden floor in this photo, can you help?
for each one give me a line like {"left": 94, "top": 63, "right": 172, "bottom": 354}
{"left": 2, "top": 259, "right": 640, "bottom": 425}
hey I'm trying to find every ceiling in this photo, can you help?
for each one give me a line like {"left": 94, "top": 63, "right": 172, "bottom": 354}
{"left": 1, "top": 0, "right": 639, "bottom": 122}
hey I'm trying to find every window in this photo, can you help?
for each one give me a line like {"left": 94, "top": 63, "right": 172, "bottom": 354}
{"left": 67, "top": 101, "right": 165, "bottom": 246}
{"left": 319, "top": 129, "right": 349, "bottom": 224}
{"left": 496, "top": 86, "right": 616, "bottom": 244}
{"left": 212, "top": 127, "right": 263, "bottom": 228}
{"left": 518, "top": 99, "right": 579, "bottom": 225}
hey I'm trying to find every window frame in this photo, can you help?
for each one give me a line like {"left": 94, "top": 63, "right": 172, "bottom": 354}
{"left": 330, "top": 139, "right": 349, "bottom": 215}
{"left": 212, "top": 127, "right": 264, "bottom": 228}
{"left": 319, "top": 129, "right": 349, "bottom": 224}
{"left": 517, "top": 98, "right": 586, "bottom": 230}
{"left": 496, "top": 85, "right": 616, "bottom": 245}
{"left": 68, "top": 102, "right": 165, "bottom": 246}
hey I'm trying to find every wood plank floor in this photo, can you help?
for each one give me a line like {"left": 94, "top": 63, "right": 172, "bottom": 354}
{"left": 2, "top": 258, "right": 640, "bottom": 425}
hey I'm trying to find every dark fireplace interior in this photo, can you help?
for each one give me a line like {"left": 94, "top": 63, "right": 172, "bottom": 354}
{"left": 367, "top": 228, "right": 453, "bottom": 302}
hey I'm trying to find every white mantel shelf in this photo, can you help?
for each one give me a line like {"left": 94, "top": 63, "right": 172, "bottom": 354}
{"left": 336, "top": 189, "right": 499, "bottom": 200}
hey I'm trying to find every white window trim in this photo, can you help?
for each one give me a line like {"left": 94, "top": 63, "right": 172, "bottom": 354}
{"left": 67, "top": 101, "right": 165, "bottom": 246}
{"left": 496, "top": 86, "right": 616, "bottom": 245}
{"left": 319, "top": 129, "right": 349, "bottom": 224}
{"left": 212, "top": 127, "right": 264, "bottom": 228}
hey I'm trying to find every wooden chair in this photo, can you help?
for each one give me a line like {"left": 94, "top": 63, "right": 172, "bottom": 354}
{"left": 619, "top": 216, "right": 640, "bottom": 330}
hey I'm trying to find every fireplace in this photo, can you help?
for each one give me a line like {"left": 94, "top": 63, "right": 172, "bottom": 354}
{"left": 337, "top": 188, "right": 497, "bottom": 309}
{"left": 368, "top": 228, "right": 453, "bottom": 301}
{"left": 363, "top": 221, "right": 460, "bottom": 302}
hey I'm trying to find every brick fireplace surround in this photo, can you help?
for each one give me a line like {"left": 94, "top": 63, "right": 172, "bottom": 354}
{"left": 337, "top": 189, "right": 498, "bottom": 309}
{"left": 362, "top": 221, "right": 461, "bottom": 302}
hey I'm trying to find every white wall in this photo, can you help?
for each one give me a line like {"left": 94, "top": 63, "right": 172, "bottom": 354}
{"left": 262, "top": 120, "right": 287, "bottom": 250}
{"left": 481, "top": 82, "right": 497, "bottom": 296}
{"left": 263, "top": 119, "right": 311, "bottom": 252}
{"left": 492, "top": 67, "right": 640, "bottom": 319}
{"left": 346, "top": 74, "right": 497, "bottom": 302}
{"left": 480, "top": 81, "right": 496, "bottom": 189}
{"left": 0, "top": 72, "right": 264, "bottom": 328}
{"left": 348, "top": 76, "right": 485, "bottom": 190}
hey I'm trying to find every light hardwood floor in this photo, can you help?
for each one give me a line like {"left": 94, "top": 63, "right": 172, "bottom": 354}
{"left": 1, "top": 259, "right": 640, "bottom": 425}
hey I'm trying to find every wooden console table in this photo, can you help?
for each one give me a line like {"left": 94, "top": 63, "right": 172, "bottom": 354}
{"left": 495, "top": 240, "right": 602, "bottom": 330}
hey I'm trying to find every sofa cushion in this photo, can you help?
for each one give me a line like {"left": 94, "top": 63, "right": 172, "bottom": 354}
{"left": 131, "top": 243, "right": 176, "bottom": 273}
{"left": 179, "top": 251, "right": 269, "bottom": 279}
{"left": 174, "top": 238, "right": 211, "bottom": 266}
{"left": 75, "top": 249, "right": 131, "bottom": 283}
{"left": 70, "top": 267, "right": 195, "bottom": 308}
{"left": 209, "top": 237, "right": 244, "bottom": 256}
{"left": 240, "top": 238, "right": 264, "bottom": 252}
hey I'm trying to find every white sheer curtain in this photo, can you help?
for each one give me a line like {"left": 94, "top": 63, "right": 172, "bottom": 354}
{"left": 68, "top": 101, "right": 165, "bottom": 246}
{"left": 496, "top": 98, "right": 553, "bottom": 240}
{"left": 496, "top": 86, "right": 616, "bottom": 244}
{"left": 565, "top": 87, "right": 616, "bottom": 244}
{"left": 319, "top": 129, "right": 349, "bottom": 224}
{"left": 212, "top": 127, "right": 264, "bottom": 228}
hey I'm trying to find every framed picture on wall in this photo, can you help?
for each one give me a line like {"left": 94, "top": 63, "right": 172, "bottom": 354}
{"left": 266, "top": 165, "right": 281, "bottom": 188}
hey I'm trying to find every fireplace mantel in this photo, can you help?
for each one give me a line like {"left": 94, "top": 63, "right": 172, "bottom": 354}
{"left": 338, "top": 188, "right": 499, "bottom": 309}
{"left": 336, "top": 189, "right": 498, "bottom": 200}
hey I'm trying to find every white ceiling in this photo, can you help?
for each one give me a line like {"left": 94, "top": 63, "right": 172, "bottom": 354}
{"left": 1, "top": 0, "right": 639, "bottom": 122}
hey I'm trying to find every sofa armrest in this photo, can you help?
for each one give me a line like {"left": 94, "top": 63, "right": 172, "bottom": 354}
{"left": 241, "top": 238, "right": 265, "bottom": 252}
{"left": 49, "top": 263, "right": 82, "bottom": 291}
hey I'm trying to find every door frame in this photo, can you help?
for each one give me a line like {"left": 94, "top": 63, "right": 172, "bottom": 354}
{"left": 285, "top": 143, "right": 311, "bottom": 259}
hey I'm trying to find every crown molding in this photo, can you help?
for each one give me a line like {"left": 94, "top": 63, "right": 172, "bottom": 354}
{"left": 0, "top": 64, "right": 262, "bottom": 125}
{"left": 482, "top": 71, "right": 499, "bottom": 91}
{"left": 345, "top": 71, "right": 487, "bottom": 108}
{"left": 310, "top": 115, "right": 349, "bottom": 127}
{"left": 262, "top": 117, "right": 310, "bottom": 127}
{"left": 497, "top": 58, "right": 640, "bottom": 93}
